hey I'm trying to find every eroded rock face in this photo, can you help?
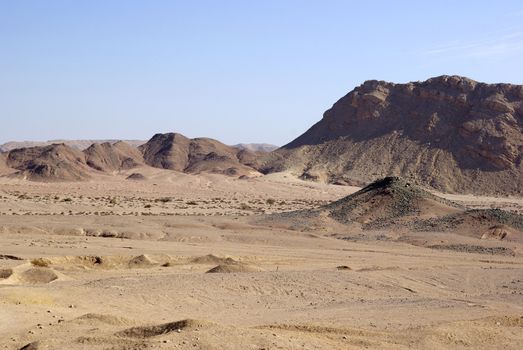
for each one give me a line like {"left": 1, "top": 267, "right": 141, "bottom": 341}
{"left": 262, "top": 75, "right": 523, "bottom": 194}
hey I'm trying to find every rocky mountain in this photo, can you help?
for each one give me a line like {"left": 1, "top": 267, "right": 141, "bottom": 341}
{"left": 261, "top": 75, "right": 523, "bottom": 195}
{"left": 0, "top": 139, "right": 145, "bottom": 152}
{"left": 84, "top": 141, "right": 143, "bottom": 172}
{"left": 140, "top": 133, "right": 259, "bottom": 176}
{"left": 6, "top": 144, "right": 92, "bottom": 181}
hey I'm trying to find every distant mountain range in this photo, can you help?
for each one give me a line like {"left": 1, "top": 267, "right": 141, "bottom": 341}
{"left": 0, "top": 140, "right": 278, "bottom": 153}
{"left": 0, "top": 140, "right": 146, "bottom": 152}
{"left": 232, "top": 143, "right": 278, "bottom": 153}
{"left": 0, "top": 134, "right": 271, "bottom": 181}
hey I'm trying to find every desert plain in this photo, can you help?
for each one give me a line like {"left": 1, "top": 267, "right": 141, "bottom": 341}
{"left": 0, "top": 167, "right": 522, "bottom": 350}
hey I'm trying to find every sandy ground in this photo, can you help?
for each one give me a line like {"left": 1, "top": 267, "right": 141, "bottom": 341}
{"left": 0, "top": 170, "right": 522, "bottom": 349}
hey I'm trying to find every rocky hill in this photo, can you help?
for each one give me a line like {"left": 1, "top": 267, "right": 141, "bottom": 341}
{"left": 261, "top": 75, "right": 523, "bottom": 195}
{"left": 84, "top": 141, "right": 143, "bottom": 172}
{"left": 260, "top": 177, "right": 523, "bottom": 241}
{"left": 6, "top": 144, "right": 92, "bottom": 181}
{"left": 323, "top": 176, "right": 464, "bottom": 227}
{"left": 140, "top": 133, "right": 260, "bottom": 177}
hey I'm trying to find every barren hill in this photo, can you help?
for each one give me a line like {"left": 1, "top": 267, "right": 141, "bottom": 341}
{"left": 261, "top": 75, "right": 523, "bottom": 195}
{"left": 140, "top": 133, "right": 260, "bottom": 176}
{"left": 84, "top": 141, "right": 143, "bottom": 172}
{"left": 323, "top": 176, "right": 464, "bottom": 226}
{"left": 262, "top": 177, "right": 523, "bottom": 241}
{"left": 6, "top": 144, "right": 92, "bottom": 181}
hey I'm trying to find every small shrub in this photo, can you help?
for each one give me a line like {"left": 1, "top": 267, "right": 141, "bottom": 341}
{"left": 266, "top": 198, "right": 276, "bottom": 205}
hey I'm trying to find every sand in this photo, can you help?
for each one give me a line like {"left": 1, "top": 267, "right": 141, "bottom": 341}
{"left": 0, "top": 171, "right": 522, "bottom": 349}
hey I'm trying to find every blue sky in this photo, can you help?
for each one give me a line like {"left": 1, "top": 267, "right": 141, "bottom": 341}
{"left": 1, "top": 0, "right": 522, "bottom": 145}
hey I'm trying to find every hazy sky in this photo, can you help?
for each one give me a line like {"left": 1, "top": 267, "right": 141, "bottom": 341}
{"left": 1, "top": 1, "right": 523, "bottom": 145}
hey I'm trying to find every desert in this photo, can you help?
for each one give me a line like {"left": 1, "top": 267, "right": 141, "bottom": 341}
{"left": 2, "top": 2, "right": 523, "bottom": 349}
{"left": 1, "top": 124, "right": 522, "bottom": 349}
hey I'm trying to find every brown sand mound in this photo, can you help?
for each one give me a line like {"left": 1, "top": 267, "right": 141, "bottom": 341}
{"left": 139, "top": 132, "right": 259, "bottom": 176}
{"left": 261, "top": 75, "right": 523, "bottom": 195}
{"left": 191, "top": 254, "right": 237, "bottom": 265}
{"left": 206, "top": 262, "right": 263, "bottom": 273}
{"left": 6, "top": 143, "right": 92, "bottom": 181}
{"left": 1, "top": 267, "right": 61, "bottom": 284}
{"left": 126, "top": 172, "right": 147, "bottom": 180}
{"left": 35, "top": 255, "right": 171, "bottom": 270}
{"left": 128, "top": 254, "right": 157, "bottom": 268}
{"left": 116, "top": 319, "right": 213, "bottom": 338}
{"left": 84, "top": 141, "right": 143, "bottom": 172}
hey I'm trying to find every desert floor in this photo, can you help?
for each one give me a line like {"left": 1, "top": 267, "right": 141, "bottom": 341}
{"left": 0, "top": 169, "right": 522, "bottom": 349}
